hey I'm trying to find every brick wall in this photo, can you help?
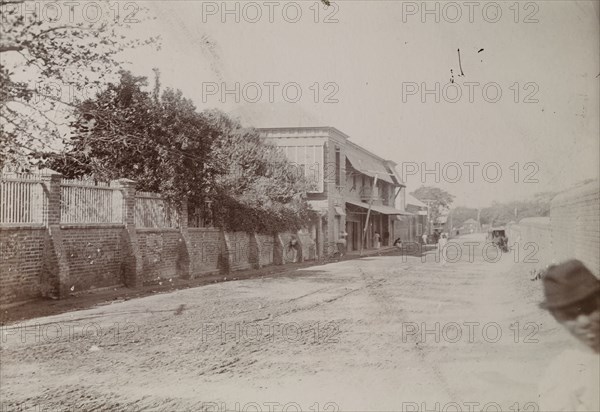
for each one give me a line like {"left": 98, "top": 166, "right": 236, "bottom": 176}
{"left": 136, "top": 229, "right": 183, "bottom": 283}
{"left": 227, "top": 231, "right": 252, "bottom": 271}
{"left": 550, "top": 181, "right": 599, "bottom": 276}
{"left": 507, "top": 180, "right": 599, "bottom": 277}
{"left": 256, "top": 234, "right": 275, "bottom": 266}
{"left": 507, "top": 218, "right": 553, "bottom": 267}
{"left": 61, "top": 226, "right": 126, "bottom": 292}
{"left": 1, "top": 171, "right": 318, "bottom": 306}
{"left": 0, "top": 227, "right": 46, "bottom": 306}
{"left": 188, "top": 228, "right": 222, "bottom": 276}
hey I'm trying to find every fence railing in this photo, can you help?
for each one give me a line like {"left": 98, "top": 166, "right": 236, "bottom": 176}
{"left": 0, "top": 173, "right": 48, "bottom": 226}
{"left": 0, "top": 172, "right": 187, "bottom": 229}
{"left": 135, "top": 192, "right": 180, "bottom": 228}
{"left": 60, "top": 179, "right": 123, "bottom": 224}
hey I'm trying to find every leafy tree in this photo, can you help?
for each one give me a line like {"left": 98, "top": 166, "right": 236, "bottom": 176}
{"left": 1, "top": 0, "right": 158, "bottom": 167}
{"left": 410, "top": 186, "right": 455, "bottom": 230}
{"left": 46, "top": 71, "right": 219, "bottom": 206}
{"left": 45, "top": 71, "right": 315, "bottom": 233}
{"left": 205, "top": 110, "right": 315, "bottom": 232}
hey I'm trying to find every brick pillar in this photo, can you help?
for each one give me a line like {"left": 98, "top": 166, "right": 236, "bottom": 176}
{"left": 41, "top": 169, "right": 62, "bottom": 225}
{"left": 219, "top": 230, "right": 232, "bottom": 274}
{"left": 113, "top": 178, "right": 142, "bottom": 288}
{"left": 249, "top": 233, "right": 261, "bottom": 269}
{"left": 177, "top": 199, "right": 191, "bottom": 279}
{"left": 40, "top": 169, "right": 69, "bottom": 298}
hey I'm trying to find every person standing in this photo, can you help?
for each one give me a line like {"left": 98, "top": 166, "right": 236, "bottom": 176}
{"left": 337, "top": 231, "right": 347, "bottom": 257}
{"left": 437, "top": 233, "right": 448, "bottom": 265}
{"left": 422, "top": 233, "right": 428, "bottom": 246}
{"left": 538, "top": 260, "right": 600, "bottom": 411}
{"left": 374, "top": 232, "right": 381, "bottom": 249}
{"left": 289, "top": 234, "right": 299, "bottom": 263}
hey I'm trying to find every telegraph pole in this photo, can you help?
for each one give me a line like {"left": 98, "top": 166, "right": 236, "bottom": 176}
{"left": 360, "top": 173, "right": 378, "bottom": 256}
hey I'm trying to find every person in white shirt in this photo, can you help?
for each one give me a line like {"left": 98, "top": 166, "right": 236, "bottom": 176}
{"left": 538, "top": 260, "right": 600, "bottom": 411}
{"left": 437, "top": 233, "right": 448, "bottom": 265}
{"left": 374, "top": 232, "right": 381, "bottom": 249}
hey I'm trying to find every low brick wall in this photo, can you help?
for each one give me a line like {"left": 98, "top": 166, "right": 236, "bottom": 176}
{"left": 507, "top": 180, "right": 599, "bottom": 277}
{"left": 551, "top": 181, "right": 599, "bottom": 276}
{"left": 507, "top": 218, "right": 553, "bottom": 267}
{"left": 188, "top": 228, "right": 222, "bottom": 276}
{"left": 136, "top": 229, "right": 183, "bottom": 283}
{"left": 256, "top": 234, "right": 275, "bottom": 266}
{"left": 0, "top": 227, "right": 47, "bottom": 306}
{"left": 0, "top": 171, "right": 319, "bottom": 306}
{"left": 61, "top": 225, "right": 126, "bottom": 291}
{"left": 227, "top": 231, "right": 252, "bottom": 271}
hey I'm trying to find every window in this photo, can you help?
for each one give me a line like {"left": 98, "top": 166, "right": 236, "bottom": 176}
{"left": 279, "top": 145, "right": 324, "bottom": 192}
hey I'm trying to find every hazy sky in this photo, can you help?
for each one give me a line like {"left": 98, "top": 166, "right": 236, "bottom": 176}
{"left": 123, "top": 1, "right": 599, "bottom": 207}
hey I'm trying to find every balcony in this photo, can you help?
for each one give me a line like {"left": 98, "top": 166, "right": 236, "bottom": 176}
{"left": 359, "top": 187, "right": 379, "bottom": 202}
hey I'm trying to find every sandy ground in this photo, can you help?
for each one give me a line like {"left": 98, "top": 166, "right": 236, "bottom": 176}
{"left": 0, "top": 234, "right": 581, "bottom": 411}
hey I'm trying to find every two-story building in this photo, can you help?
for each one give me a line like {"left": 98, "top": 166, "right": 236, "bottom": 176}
{"left": 259, "top": 126, "right": 410, "bottom": 256}
{"left": 394, "top": 193, "right": 428, "bottom": 243}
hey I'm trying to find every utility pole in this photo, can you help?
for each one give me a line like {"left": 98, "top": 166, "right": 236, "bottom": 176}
{"left": 360, "top": 173, "right": 378, "bottom": 256}
{"left": 351, "top": 164, "right": 398, "bottom": 256}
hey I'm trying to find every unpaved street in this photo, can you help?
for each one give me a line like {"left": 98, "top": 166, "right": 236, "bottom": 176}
{"left": 1, "top": 234, "right": 573, "bottom": 411}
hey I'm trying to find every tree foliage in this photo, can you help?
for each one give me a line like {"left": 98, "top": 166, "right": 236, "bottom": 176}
{"left": 0, "top": 0, "right": 158, "bottom": 167}
{"left": 479, "top": 192, "right": 554, "bottom": 226}
{"left": 410, "top": 186, "right": 455, "bottom": 229}
{"left": 45, "top": 71, "right": 315, "bottom": 233}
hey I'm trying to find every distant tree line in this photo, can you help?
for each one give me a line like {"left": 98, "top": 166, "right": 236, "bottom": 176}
{"left": 449, "top": 191, "right": 557, "bottom": 229}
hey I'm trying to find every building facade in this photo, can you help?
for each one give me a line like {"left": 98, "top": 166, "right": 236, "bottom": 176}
{"left": 394, "top": 193, "right": 428, "bottom": 243}
{"left": 259, "top": 127, "right": 409, "bottom": 256}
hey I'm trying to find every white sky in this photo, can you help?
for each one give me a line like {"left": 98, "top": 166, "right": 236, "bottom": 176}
{"left": 121, "top": 0, "right": 599, "bottom": 207}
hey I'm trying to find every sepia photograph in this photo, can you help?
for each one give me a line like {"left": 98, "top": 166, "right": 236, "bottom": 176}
{"left": 0, "top": 1, "right": 599, "bottom": 411}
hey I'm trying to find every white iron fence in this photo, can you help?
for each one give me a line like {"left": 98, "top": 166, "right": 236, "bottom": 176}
{"left": 60, "top": 178, "right": 123, "bottom": 224}
{"left": 0, "top": 173, "right": 47, "bottom": 226}
{"left": 135, "top": 192, "right": 180, "bottom": 228}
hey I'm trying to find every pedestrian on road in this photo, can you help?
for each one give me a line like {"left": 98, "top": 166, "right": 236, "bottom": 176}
{"left": 538, "top": 260, "right": 600, "bottom": 411}
{"left": 337, "top": 232, "right": 347, "bottom": 257}
{"left": 289, "top": 235, "right": 300, "bottom": 263}
{"left": 437, "top": 233, "right": 448, "bottom": 265}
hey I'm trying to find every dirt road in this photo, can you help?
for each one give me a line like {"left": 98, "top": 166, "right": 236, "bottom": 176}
{"left": 0, "top": 234, "right": 574, "bottom": 411}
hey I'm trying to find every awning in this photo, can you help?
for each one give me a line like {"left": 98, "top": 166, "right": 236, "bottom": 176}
{"left": 345, "top": 151, "right": 395, "bottom": 184}
{"left": 346, "top": 200, "right": 413, "bottom": 215}
{"left": 334, "top": 206, "right": 346, "bottom": 216}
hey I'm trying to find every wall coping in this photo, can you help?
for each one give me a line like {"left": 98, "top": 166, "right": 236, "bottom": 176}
{"left": 551, "top": 180, "right": 599, "bottom": 205}
{"left": 136, "top": 227, "right": 181, "bottom": 233}
{"left": 0, "top": 225, "right": 46, "bottom": 231}
{"left": 58, "top": 224, "right": 125, "bottom": 230}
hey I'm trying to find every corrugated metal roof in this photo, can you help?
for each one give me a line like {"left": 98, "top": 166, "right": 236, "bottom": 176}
{"left": 406, "top": 194, "right": 427, "bottom": 208}
{"left": 346, "top": 200, "right": 413, "bottom": 215}
{"left": 346, "top": 151, "right": 395, "bottom": 184}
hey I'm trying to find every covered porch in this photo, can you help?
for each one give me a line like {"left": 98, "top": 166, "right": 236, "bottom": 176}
{"left": 345, "top": 200, "right": 412, "bottom": 252}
